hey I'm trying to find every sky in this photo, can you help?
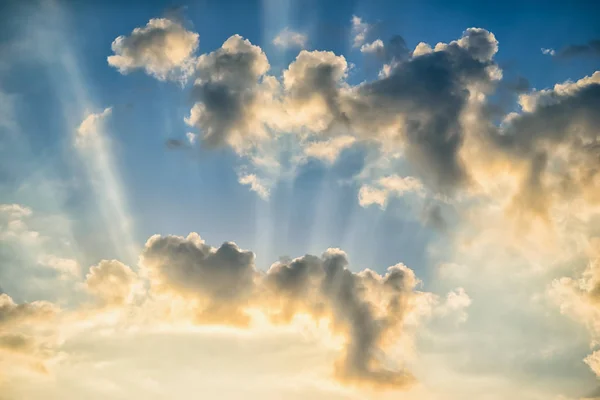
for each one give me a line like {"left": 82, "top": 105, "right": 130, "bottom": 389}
{"left": 0, "top": 0, "right": 599, "bottom": 399}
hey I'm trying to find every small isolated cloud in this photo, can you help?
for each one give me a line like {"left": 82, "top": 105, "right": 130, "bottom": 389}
{"left": 359, "top": 175, "right": 424, "bottom": 208}
{"left": 351, "top": 15, "right": 370, "bottom": 48}
{"left": 273, "top": 28, "right": 307, "bottom": 49}
{"left": 76, "top": 107, "right": 112, "bottom": 145}
{"left": 186, "top": 132, "right": 197, "bottom": 145}
{"left": 108, "top": 18, "right": 199, "bottom": 81}
{"left": 541, "top": 48, "right": 556, "bottom": 56}
{"left": 238, "top": 172, "right": 270, "bottom": 200}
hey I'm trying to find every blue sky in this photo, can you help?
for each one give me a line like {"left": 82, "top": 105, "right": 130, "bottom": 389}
{"left": 1, "top": 0, "right": 600, "bottom": 399}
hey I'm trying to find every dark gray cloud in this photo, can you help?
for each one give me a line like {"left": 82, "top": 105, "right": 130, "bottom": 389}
{"left": 348, "top": 28, "right": 500, "bottom": 192}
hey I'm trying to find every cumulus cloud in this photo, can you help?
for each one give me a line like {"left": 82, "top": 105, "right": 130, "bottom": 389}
{"left": 185, "top": 35, "right": 280, "bottom": 151}
{"left": 282, "top": 49, "right": 350, "bottom": 133}
{"left": 85, "top": 260, "right": 138, "bottom": 307}
{"left": 108, "top": 18, "right": 199, "bottom": 81}
{"left": 0, "top": 294, "right": 58, "bottom": 328}
{"left": 273, "top": 28, "right": 308, "bottom": 49}
{"left": 139, "top": 232, "right": 446, "bottom": 387}
{"left": 492, "top": 71, "right": 600, "bottom": 215}
{"left": 360, "top": 39, "right": 384, "bottom": 55}
{"left": 361, "top": 36, "right": 410, "bottom": 63}
{"left": 0, "top": 294, "right": 59, "bottom": 374}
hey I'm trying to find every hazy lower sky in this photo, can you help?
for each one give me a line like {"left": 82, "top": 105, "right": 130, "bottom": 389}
{"left": 1, "top": 0, "right": 599, "bottom": 399}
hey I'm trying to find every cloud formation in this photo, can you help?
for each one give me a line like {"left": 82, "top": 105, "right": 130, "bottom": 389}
{"left": 108, "top": 18, "right": 199, "bottom": 81}
{"left": 138, "top": 232, "right": 446, "bottom": 388}
{"left": 273, "top": 28, "right": 308, "bottom": 49}
{"left": 186, "top": 35, "right": 279, "bottom": 151}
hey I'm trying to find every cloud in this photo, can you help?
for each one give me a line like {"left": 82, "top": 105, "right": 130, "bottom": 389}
{"left": 85, "top": 260, "right": 138, "bottom": 307}
{"left": 0, "top": 293, "right": 58, "bottom": 328}
{"left": 186, "top": 132, "right": 197, "bottom": 144}
{"left": 185, "top": 35, "right": 279, "bottom": 151}
{"left": 107, "top": 18, "right": 199, "bottom": 81}
{"left": 303, "top": 135, "right": 356, "bottom": 164}
{"left": 37, "top": 255, "right": 80, "bottom": 279}
{"left": 238, "top": 172, "right": 270, "bottom": 200}
{"left": 542, "top": 48, "right": 556, "bottom": 56}
{"left": 139, "top": 232, "right": 446, "bottom": 388}
{"left": 491, "top": 71, "right": 600, "bottom": 215}
{"left": 361, "top": 36, "right": 410, "bottom": 63}
{"left": 273, "top": 28, "right": 308, "bottom": 49}
{"left": 360, "top": 39, "right": 384, "bottom": 55}
{"left": 351, "top": 16, "right": 371, "bottom": 48}
{"left": 358, "top": 175, "right": 424, "bottom": 208}
{"left": 282, "top": 49, "right": 350, "bottom": 133}
{"left": 76, "top": 107, "right": 112, "bottom": 146}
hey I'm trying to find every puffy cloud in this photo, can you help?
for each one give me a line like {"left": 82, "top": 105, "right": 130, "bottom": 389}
{"left": 139, "top": 232, "right": 443, "bottom": 388}
{"left": 76, "top": 107, "right": 112, "bottom": 145}
{"left": 265, "top": 253, "right": 425, "bottom": 387}
{"left": 107, "top": 18, "right": 199, "bottom": 81}
{"left": 186, "top": 35, "right": 280, "bottom": 151}
{"left": 351, "top": 16, "right": 370, "bottom": 48}
{"left": 273, "top": 28, "right": 308, "bottom": 49}
{"left": 343, "top": 28, "right": 501, "bottom": 192}
{"left": 0, "top": 293, "right": 59, "bottom": 372}
{"left": 0, "top": 293, "right": 58, "bottom": 328}
{"left": 141, "top": 233, "right": 257, "bottom": 325}
{"left": 282, "top": 49, "right": 350, "bottom": 133}
{"left": 492, "top": 71, "right": 600, "bottom": 214}
{"left": 362, "top": 36, "right": 410, "bottom": 63}
{"left": 85, "top": 260, "right": 138, "bottom": 306}
{"left": 413, "top": 42, "right": 433, "bottom": 57}
{"left": 454, "top": 28, "right": 498, "bottom": 62}
{"left": 360, "top": 39, "right": 384, "bottom": 55}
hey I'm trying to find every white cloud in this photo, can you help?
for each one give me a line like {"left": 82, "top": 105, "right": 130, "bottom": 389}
{"left": 108, "top": 18, "right": 199, "bottom": 81}
{"left": 238, "top": 173, "right": 270, "bottom": 200}
{"left": 360, "top": 39, "right": 384, "bottom": 54}
{"left": 542, "top": 48, "right": 556, "bottom": 56}
{"left": 351, "top": 16, "right": 370, "bottom": 48}
{"left": 76, "top": 107, "right": 112, "bottom": 146}
{"left": 273, "top": 28, "right": 307, "bottom": 49}
{"left": 358, "top": 175, "right": 424, "bottom": 208}
{"left": 186, "top": 132, "right": 197, "bottom": 145}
